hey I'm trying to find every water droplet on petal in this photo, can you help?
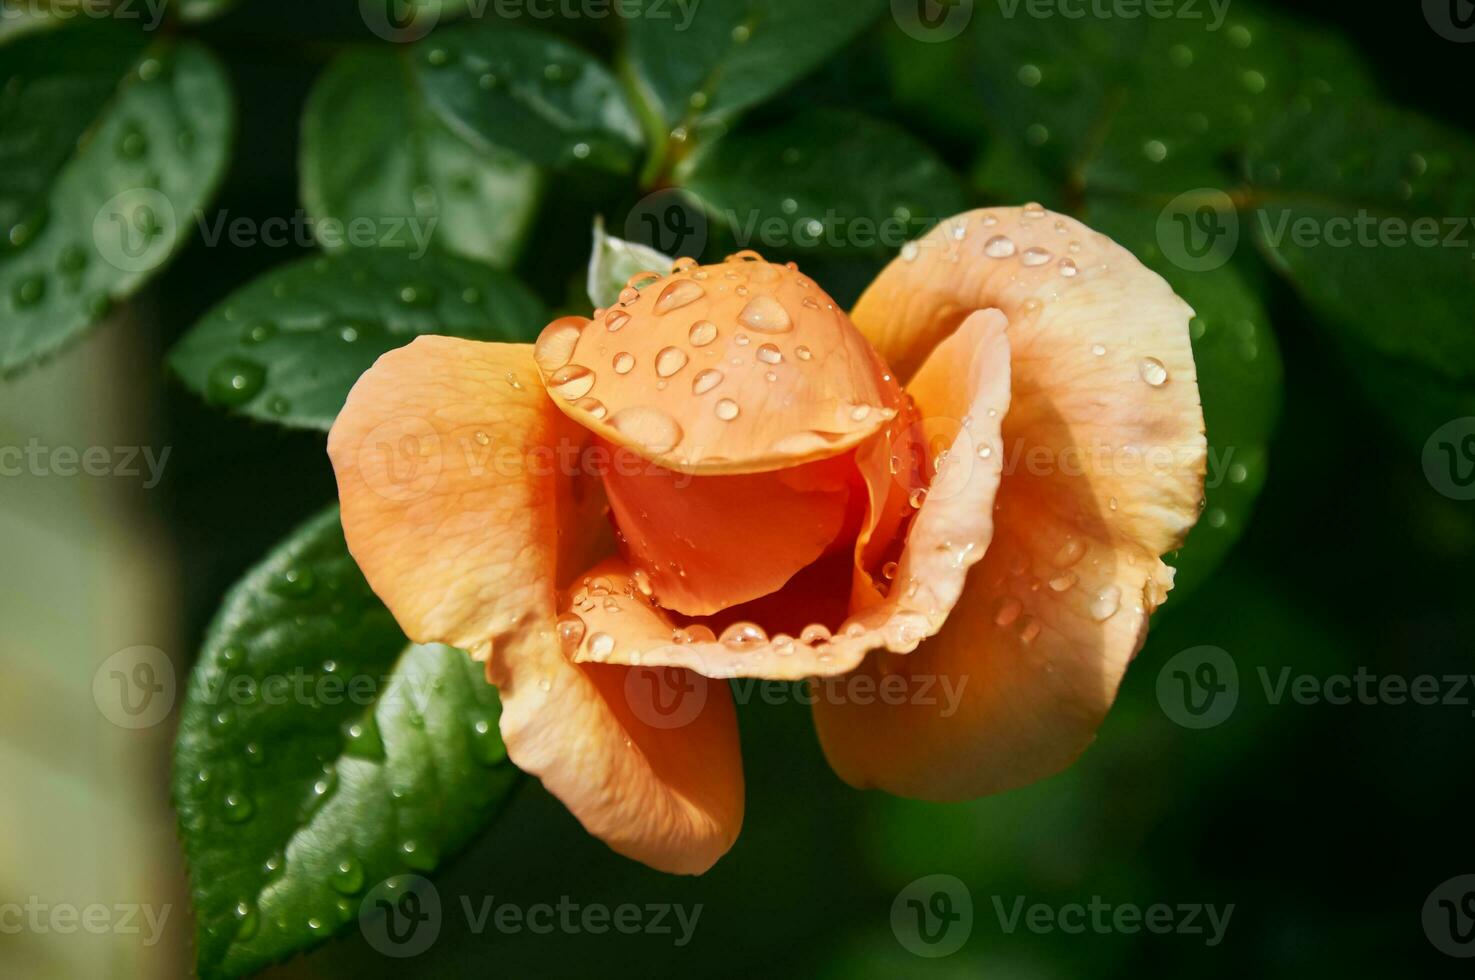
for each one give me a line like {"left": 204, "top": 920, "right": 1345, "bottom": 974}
{"left": 737, "top": 295, "right": 792, "bottom": 333}
{"left": 1089, "top": 585, "right": 1122, "bottom": 621}
{"left": 756, "top": 343, "right": 782, "bottom": 364}
{"left": 689, "top": 319, "right": 718, "bottom": 346}
{"left": 714, "top": 398, "right": 740, "bottom": 421}
{"left": 1021, "top": 246, "right": 1051, "bottom": 266}
{"left": 720, "top": 622, "right": 767, "bottom": 648}
{"left": 534, "top": 317, "right": 585, "bottom": 372}
{"left": 1139, "top": 357, "right": 1169, "bottom": 386}
{"left": 549, "top": 364, "right": 595, "bottom": 399}
{"left": 653, "top": 279, "right": 705, "bottom": 314}
{"left": 692, "top": 369, "right": 723, "bottom": 395}
{"left": 984, "top": 235, "right": 1017, "bottom": 258}
{"left": 613, "top": 352, "right": 635, "bottom": 374}
{"left": 655, "top": 346, "right": 689, "bottom": 377}
{"left": 795, "top": 345, "right": 812, "bottom": 360}
{"left": 588, "top": 632, "right": 614, "bottom": 660}
{"left": 611, "top": 406, "right": 683, "bottom": 453}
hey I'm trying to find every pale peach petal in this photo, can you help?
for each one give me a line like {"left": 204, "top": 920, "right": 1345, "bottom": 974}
{"left": 532, "top": 255, "right": 898, "bottom": 475}
{"left": 813, "top": 206, "right": 1206, "bottom": 800}
{"left": 327, "top": 336, "right": 594, "bottom": 658}
{"left": 492, "top": 558, "right": 744, "bottom": 875}
{"left": 600, "top": 446, "right": 857, "bottom": 616}
{"left": 565, "top": 311, "right": 1012, "bottom": 682}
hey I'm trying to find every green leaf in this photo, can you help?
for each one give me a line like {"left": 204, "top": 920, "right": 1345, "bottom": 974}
{"left": 1245, "top": 99, "right": 1475, "bottom": 382}
{"left": 301, "top": 46, "right": 543, "bottom": 269}
{"left": 174, "top": 507, "right": 519, "bottom": 980}
{"left": 0, "top": 22, "right": 233, "bottom": 375}
{"left": 680, "top": 109, "right": 966, "bottom": 257}
{"left": 168, "top": 249, "right": 546, "bottom": 429}
{"left": 623, "top": 0, "right": 886, "bottom": 145}
{"left": 586, "top": 214, "right": 673, "bottom": 308}
{"left": 1085, "top": 200, "right": 1283, "bottom": 601}
{"left": 966, "top": 5, "right": 1377, "bottom": 198}
{"left": 417, "top": 23, "right": 642, "bottom": 174}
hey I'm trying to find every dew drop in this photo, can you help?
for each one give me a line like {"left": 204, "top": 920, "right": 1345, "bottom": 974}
{"left": 534, "top": 317, "right": 584, "bottom": 372}
{"left": 714, "top": 398, "right": 740, "bottom": 421}
{"left": 908, "top": 487, "right": 928, "bottom": 509}
{"left": 655, "top": 346, "right": 689, "bottom": 377}
{"left": 1138, "top": 357, "right": 1169, "bottom": 386}
{"left": 692, "top": 368, "right": 723, "bottom": 395}
{"left": 575, "top": 397, "right": 607, "bottom": 419}
{"left": 795, "top": 345, "right": 812, "bottom": 360}
{"left": 737, "top": 295, "right": 792, "bottom": 333}
{"left": 1089, "top": 585, "right": 1122, "bottom": 621}
{"left": 557, "top": 612, "right": 586, "bottom": 651}
{"left": 611, "top": 406, "right": 683, "bottom": 453}
{"left": 207, "top": 358, "right": 266, "bottom": 406}
{"left": 588, "top": 632, "right": 615, "bottom": 660}
{"left": 330, "top": 857, "right": 365, "bottom": 895}
{"left": 222, "top": 791, "right": 255, "bottom": 824}
{"left": 720, "top": 622, "right": 767, "bottom": 648}
{"left": 756, "top": 343, "right": 782, "bottom": 364}
{"left": 1021, "top": 246, "right": 1052, "bottom": 267}
{"left": 606, "top": 310, "right": 631, "bottom": 331}
{"left": 688, "top": 319, "right": 718, "bottom": 346}
{"left": 1018, "top": 616, "right": 1041, "bottom": 644}
{"left": 653, "top": 279, "right": 705, "bottom": 314}
{"left": 1092, "top": 343, "right": 1107, "bottom": 356}
{"left": 613, "top": 352, "right": 635, "bottom": 374}
{"left": 549, "top": 364, "right": 595, "bottom": 399}
{"left": 800, "top": 624, "right": 832, "bottom": 645}
{"left": 1053, "top": 538, "right": 1086, "bottom": 567}
{"left": 984, "top": 235, "right": 1017, "bottom": 258}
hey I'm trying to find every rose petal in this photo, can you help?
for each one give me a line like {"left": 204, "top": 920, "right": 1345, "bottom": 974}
{"left": 493, "top": 558, "right": 744, "bottom": 875}
{"left": 812, "top": 206, "right": 1206, "bottom": 800}
{"left": 564, "top": 311, "right": 1012, "bottom": 681}
{"left": 533, "top": 256, "right": 898, "bottom": 475}
{"left": 327, "top": 337, "right": 602, "bottom": 658}
{"left": 600, "top": 446, "right": 858, "bottom": 616}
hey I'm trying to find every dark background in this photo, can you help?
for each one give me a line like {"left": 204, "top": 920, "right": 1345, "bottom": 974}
{"left": 11, "top": 0, "right": 1473, "bottom": 975}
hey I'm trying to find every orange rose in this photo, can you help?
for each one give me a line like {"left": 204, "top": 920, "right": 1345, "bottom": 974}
{"left": 327, "top": 205, "right": 1206, "bottom": 874}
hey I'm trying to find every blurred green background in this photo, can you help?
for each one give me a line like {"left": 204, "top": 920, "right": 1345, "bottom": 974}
{"left": 3, "top": 0, "right": 1473, "bottom": 976}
